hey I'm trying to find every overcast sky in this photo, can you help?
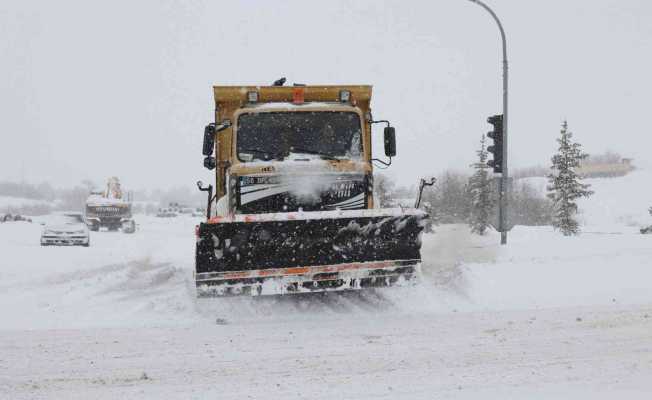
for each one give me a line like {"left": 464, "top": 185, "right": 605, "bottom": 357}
{"left": 1, "top": 0, "right": 651, "bottom": 190}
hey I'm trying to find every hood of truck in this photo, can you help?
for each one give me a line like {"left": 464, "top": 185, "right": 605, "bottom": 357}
{"left": 229, "top": 158, "right": 371, "bottom": 176}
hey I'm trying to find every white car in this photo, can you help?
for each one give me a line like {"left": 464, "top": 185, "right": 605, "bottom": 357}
{"left": 40, "top": 212, "right": 90, "bottom": 247}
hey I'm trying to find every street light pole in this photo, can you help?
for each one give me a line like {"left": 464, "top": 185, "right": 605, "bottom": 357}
{"left": 467, "top": 0, "right": 509, "bottom": 245}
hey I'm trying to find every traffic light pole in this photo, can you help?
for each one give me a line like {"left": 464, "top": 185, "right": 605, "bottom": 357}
{"left": 467, "top": 0, "right": 509, "bottom": 245}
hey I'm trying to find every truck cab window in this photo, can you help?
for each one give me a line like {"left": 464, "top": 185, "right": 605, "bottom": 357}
{"left": 236, "top": 111, "right": 363, "bottom": 162}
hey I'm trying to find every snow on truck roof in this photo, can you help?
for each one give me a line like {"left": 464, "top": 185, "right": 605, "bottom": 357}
{"left": 240, "top": 102, "right": 358, "bottom": 111}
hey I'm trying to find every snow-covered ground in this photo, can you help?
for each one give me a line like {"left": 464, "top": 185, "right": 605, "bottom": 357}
{"left": 579, "top": 169, "right": 652, "bottom": 229}
{"left": 1, "top": 172, "right": 651, "bottom": 399}
{"left": 519, "top": 168, "right": 652, "bottom": 230}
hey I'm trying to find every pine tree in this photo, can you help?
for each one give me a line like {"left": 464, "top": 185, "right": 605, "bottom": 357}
{"left": 546, "top": 121, "right": 593, "bottom": 235}
{"left": 468, "top": 135, "right": 494, "bottom": 235}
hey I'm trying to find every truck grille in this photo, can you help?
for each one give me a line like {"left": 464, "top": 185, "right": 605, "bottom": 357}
{"left": 86, "top": 205, "right": 131, "bottom": 217}
{"left": 236, "top": 174, "right": 369, "bottom": 214}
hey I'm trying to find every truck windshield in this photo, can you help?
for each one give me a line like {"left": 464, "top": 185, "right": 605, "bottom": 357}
{"left": 236, "top": 111, "right": 363, "bottom": 162}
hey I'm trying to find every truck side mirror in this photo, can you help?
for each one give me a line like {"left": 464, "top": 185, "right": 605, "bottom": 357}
{"left": 384, "top": 126, "right": 396, "bottom": 157}
{"left": 203, "top": 124, "right": 216, "bottom": 156}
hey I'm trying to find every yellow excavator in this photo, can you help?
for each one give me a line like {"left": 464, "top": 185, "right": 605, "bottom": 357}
{"left": 195, "top": 79, "right": 427, "bottom": 296}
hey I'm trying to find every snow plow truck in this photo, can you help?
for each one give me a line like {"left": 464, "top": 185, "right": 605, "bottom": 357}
{"left": 195, "top": 81, "right": 427, "bottom": 296}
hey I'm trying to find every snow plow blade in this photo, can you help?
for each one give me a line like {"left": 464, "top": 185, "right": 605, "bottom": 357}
{"left": 195, "top": 209, "right": 427, "bottom": 297}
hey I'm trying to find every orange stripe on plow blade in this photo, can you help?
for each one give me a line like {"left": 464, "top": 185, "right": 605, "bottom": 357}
{"left": 198, "top": 260, "right": 417, "bottom": 282}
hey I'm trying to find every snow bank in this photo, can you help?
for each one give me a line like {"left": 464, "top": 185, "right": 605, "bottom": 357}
{"left": 519, "top": 168, "right": 652, "bottom": 229}
{"left": 2, "top": 219, "right": 651, "bottom": 331}
{"left": 578, "top": 168, "right": 652, "bottom": 228}
{"left": 462, "top": 225, "right": 652, "bottom": 311}
{"left": 0, "top": 216, "right": 201, "bottom": 330}
{"left": 0, "top": 195, "right": 51, "bottom": 210}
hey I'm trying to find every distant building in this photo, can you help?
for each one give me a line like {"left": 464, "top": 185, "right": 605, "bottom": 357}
{"left": 577, "top": 157, "right": 635, "bottom": 178}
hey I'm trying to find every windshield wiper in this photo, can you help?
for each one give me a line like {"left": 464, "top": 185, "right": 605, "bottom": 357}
{"left": 288, "top": 147, "right": 339, "bottom": 161}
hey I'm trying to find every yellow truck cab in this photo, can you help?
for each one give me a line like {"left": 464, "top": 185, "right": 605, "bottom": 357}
{"left": 203, "top": 85, "right": 388, "bottom": 216}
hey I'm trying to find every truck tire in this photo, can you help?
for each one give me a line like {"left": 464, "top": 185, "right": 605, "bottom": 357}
{"left": 122, "top": 220, "right": 136, "bottom": 234}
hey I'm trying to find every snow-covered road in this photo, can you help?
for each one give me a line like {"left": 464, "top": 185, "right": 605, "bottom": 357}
{"left": 1, "top": 213, "right": 651, "bottom": 399}
{"left": 4, "top": 303, "right": 651, "bottom": 400}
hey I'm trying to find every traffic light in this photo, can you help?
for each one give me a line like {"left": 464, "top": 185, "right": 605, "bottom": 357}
{"left": 486, "top": 114, "right": 503, "bottom": 173}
